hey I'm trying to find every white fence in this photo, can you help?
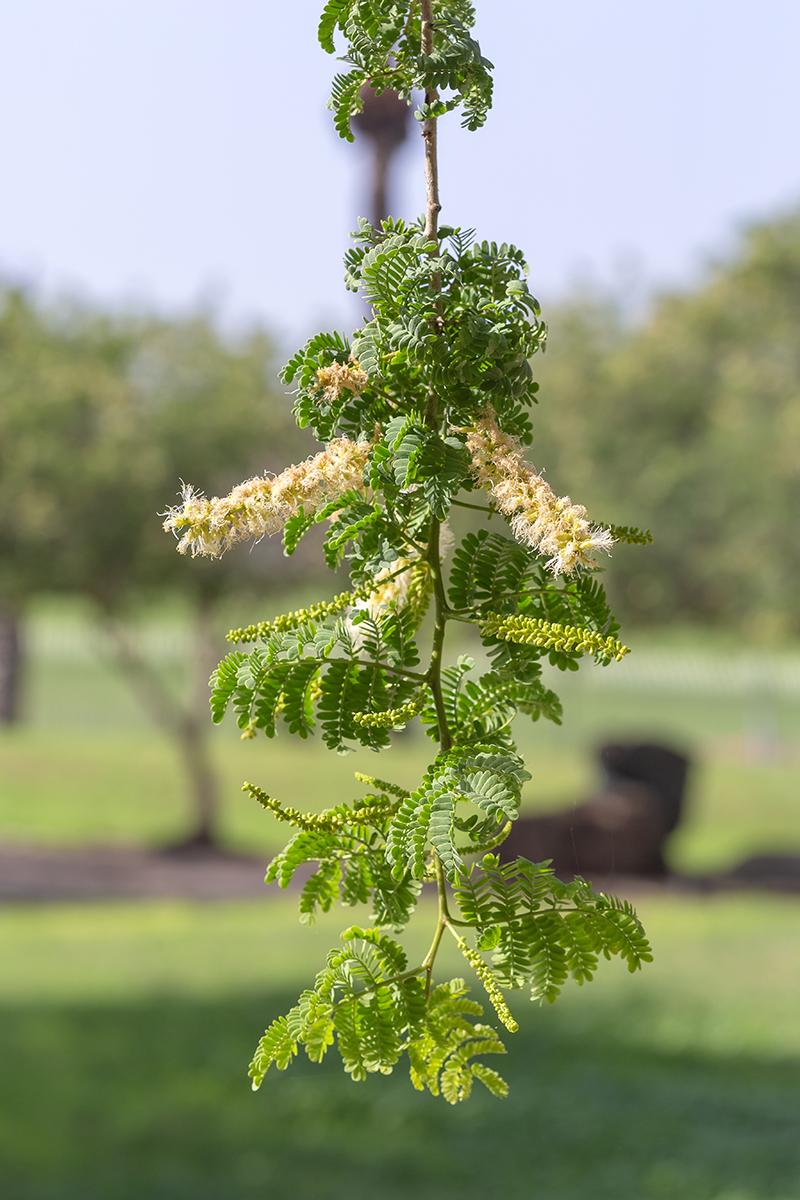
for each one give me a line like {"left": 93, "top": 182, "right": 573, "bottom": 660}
{"left": 28, "top": 617, "right": 800, "bottom": 698}
{"left": 566, "top": 652, "right": 800, "bottom": 697}
{"left": 28, "top": 620, "right": 190, "bottom": 663}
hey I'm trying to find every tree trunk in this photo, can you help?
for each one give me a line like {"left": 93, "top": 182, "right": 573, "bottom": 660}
{"left": 0, "top": 609, "right": 23, "bottom": 725}
{"left": 370, "top": 139, "right": 392, "bottom": 228}
{"left": 103, "top": 604, "right": 223, "bottom": 849}
{"left": 352, "top": 84, "right": 410, "bottom": 228}
{"left": 176, "top": 715, "right": 219, "bottom": 847}
{"left": 178, "top": 599, "right": 223, "bottom": 847}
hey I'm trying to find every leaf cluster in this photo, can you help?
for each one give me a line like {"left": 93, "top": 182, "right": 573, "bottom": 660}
{"left": 386, "top": 745, "right": 531, "bottom": 879}
{"left": 319, "top": 0, "right": 493, "bottom": 141}
{"left": 251, "top": 781, "right": 423, "bottom": 930}
{"left": 455, "top": 857, "right": 653, "bottom": 1002}
{"left": 212, "top": 605, "right": 422, "bottom": 752}
{"left": 283, "top": 222, "right": 543, "bottom": 451}
{"left": 248, "top": 927, "right": 426, "bottom": 1083}
{"left": 250, "top": 933, "right": 509, "bottom": 1105}
{"left": 449, "top": 529, "right": 626, "bottom": 669}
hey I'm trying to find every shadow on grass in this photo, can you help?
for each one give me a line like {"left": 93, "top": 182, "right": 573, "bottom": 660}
{"left": 1, "top": 992, "right": 799, "bottom": 1200}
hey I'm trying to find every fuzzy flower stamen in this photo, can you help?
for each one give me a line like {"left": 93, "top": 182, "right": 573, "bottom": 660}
{"left": 163, "top": 436, "right": 372, "bottom": 557}
{"left": 463, "top": 409, "right": 614, "bottom": 575}
{"left": 365, "top": 557, "right": 430, "bottom": 619}
{"left": 315, "top": 357, "right": 369, "bottom": 403}
{"left": 363, "top": 525, "right": 453, "bottom": 622}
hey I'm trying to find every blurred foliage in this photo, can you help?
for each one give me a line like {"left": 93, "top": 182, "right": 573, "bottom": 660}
{"left": 533, "top": 209, "right": 800, "bottom": 636}
{"left": 0, "top": 288, "right": 320, "bottom": 835}
{"left": 1, "top": 896, "right": 800, "bottom": 1199}
{"left": 0, "top": 289, "right": 314, "bottom": 614}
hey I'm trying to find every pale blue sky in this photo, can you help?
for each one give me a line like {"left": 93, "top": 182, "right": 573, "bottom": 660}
{"left": 1, "top": 1, "right": 799, "bottom": 345}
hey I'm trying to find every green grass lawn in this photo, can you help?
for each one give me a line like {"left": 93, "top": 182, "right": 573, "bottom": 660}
{"left": 2, "top": 609, "right": 800, "bottom": 1197}
{"left": 1, "top": 894, "right": 800, "bottom": 1200}
{"left": 4, "top": 720, "right": 800, "bottom": 874}
{"left": 3, "top": 624, "right": 800, "bottom": 871}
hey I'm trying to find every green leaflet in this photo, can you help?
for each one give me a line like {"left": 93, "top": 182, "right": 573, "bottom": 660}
{"left": 453, "top": 857, "right": 653, "bottom": 1001}
{"left": 352, "top": 607, "right": 421, "bottom": 672}
{"left": 250, "top": 958, "right": 506, "bottom": 1105}
{"left": 448, "top": 529, "right": 537, "bottom": 612}
{"left": 249, "top": 780, "right": 421, "bottom": 927}
{"left": 606, "top": 523, "right": 654, "bottom": 546}
{"left": 248, "top": 1016, "right": 298, "bottom": 1088}
{"left": 317, "top": 659, "right": 368, "bottom": 751}
{"left": 419, "top": 655, "right": 473, "bottom": 742}
{"left": 250, "top": 929, "right": 426, "bottom": 1087}
{"left": 281, "top": 329, "right": 351, "bottom": 387}
{"left": 420, "top": 434, "right": 469, "bottom": 519}
{"left": 208, "top": 651, "right": 247, "bottom": 723}
{"left": 282, "top": 508, "right": 316, "bottom": 556}
{"left": 428, "top": 790, "right": 459, "bottom": 878}
{"left": 369, "top": 863, "right": 423, "bottom": 929}
{"left": 419, "top": 657, "right": 551, "bottom": 749}
{"left": 340, "top": 854, "right": 372, "bottom": 907}
{"left": 324, "top": 502, "right": 383, "bottom": 567}
{"left": 267, "top": 830, "right": 339, "bottom": 890}
{"left": 233, "top": 655, "right": 320, "bottom": 740}
{"left": 385, "top": 748, "right": 530, "bottom": 881}
{"left": 219, "top": 606, "right": 423, "bottom": 751}
{"left": 317, "top": 0, "right": 350, "bottom": 53}
{"left": 448, "top": 531, "right": 621, "bottom": 674}
{"left": 385, "top": 421, "right": 469, "bottom": 517}
{"left": 327, "top": 69, "right": 366, "bottom": 142}
{"left": 588, "top": 893, "right": 656, "bottom": 973}
{"left": 299, "top": 860, "right": 342, "bottom": 923}
{"left": 384, "top": 783, "right": 436, "bottom": 879}
{"left": 408, "top": 980, "right": 508, "bottom": 1103}
{"left": 456, "top": 669, "right": 563, "bottom": 733}
{"left": 527, "top": 915, "right": 570, "bottom": 1004}
{"left": 392, "top": 425, "right": 425, "bottom": 487}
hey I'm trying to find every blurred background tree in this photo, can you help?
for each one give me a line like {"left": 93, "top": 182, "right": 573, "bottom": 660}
{"left": 5, "top": 209, "right": 800, "bottom": 843}
{"left": 352, "top": 83, "right": 411, "bottom": 228}
{"left": 0, "top": 289, "right": 316, "bottom": 844}
{"left": 532, "top": 207, "right": 800, "bottom": 637}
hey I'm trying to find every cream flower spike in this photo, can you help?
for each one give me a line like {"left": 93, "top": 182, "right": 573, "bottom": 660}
{"left": 163, "top": 436, "right": 372, "bottom": 557}
{"left": 315, "top": 356, "right": 369, "bottom": 403}
{"left": 463, "top": 409, "right": 614, "bottom": 575}
{"left": 363, "top": 525, "right": 454, "bottom": 621}
{"left": 366, "top": 558, "right": 421, "bottom": 615}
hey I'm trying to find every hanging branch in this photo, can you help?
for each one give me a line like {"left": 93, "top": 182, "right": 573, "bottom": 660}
{"left": 420, "top": 0, "right": 441, "bottom": 242}
{"left": 163, "top": 0, "right": 652, "bottom": 1104}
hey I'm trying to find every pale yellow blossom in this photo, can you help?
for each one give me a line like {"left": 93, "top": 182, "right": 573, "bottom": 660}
{"left": 163, "top": 436, "right": 371, "bottom": 557}
{"left": 315, "top": 357, "right": 369, "bottom": 403}
{"left": 366, "top": 558, "right": 426, "bottom": 616}
{"left": 463, "top": 409, "right": 613, "bottom": 574}
{"left": 364, "top": 525, "right": 453, "bottom": 621}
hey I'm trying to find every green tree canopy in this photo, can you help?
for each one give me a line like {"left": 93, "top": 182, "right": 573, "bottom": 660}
{"left": 0, "top": 290, "right": 311, "bottom": 614}
{"left": 0, "top": 288, "right": 314, "bottom": 839}
{"left": 533, "top": 209, "right": 800, "bottom": 636}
